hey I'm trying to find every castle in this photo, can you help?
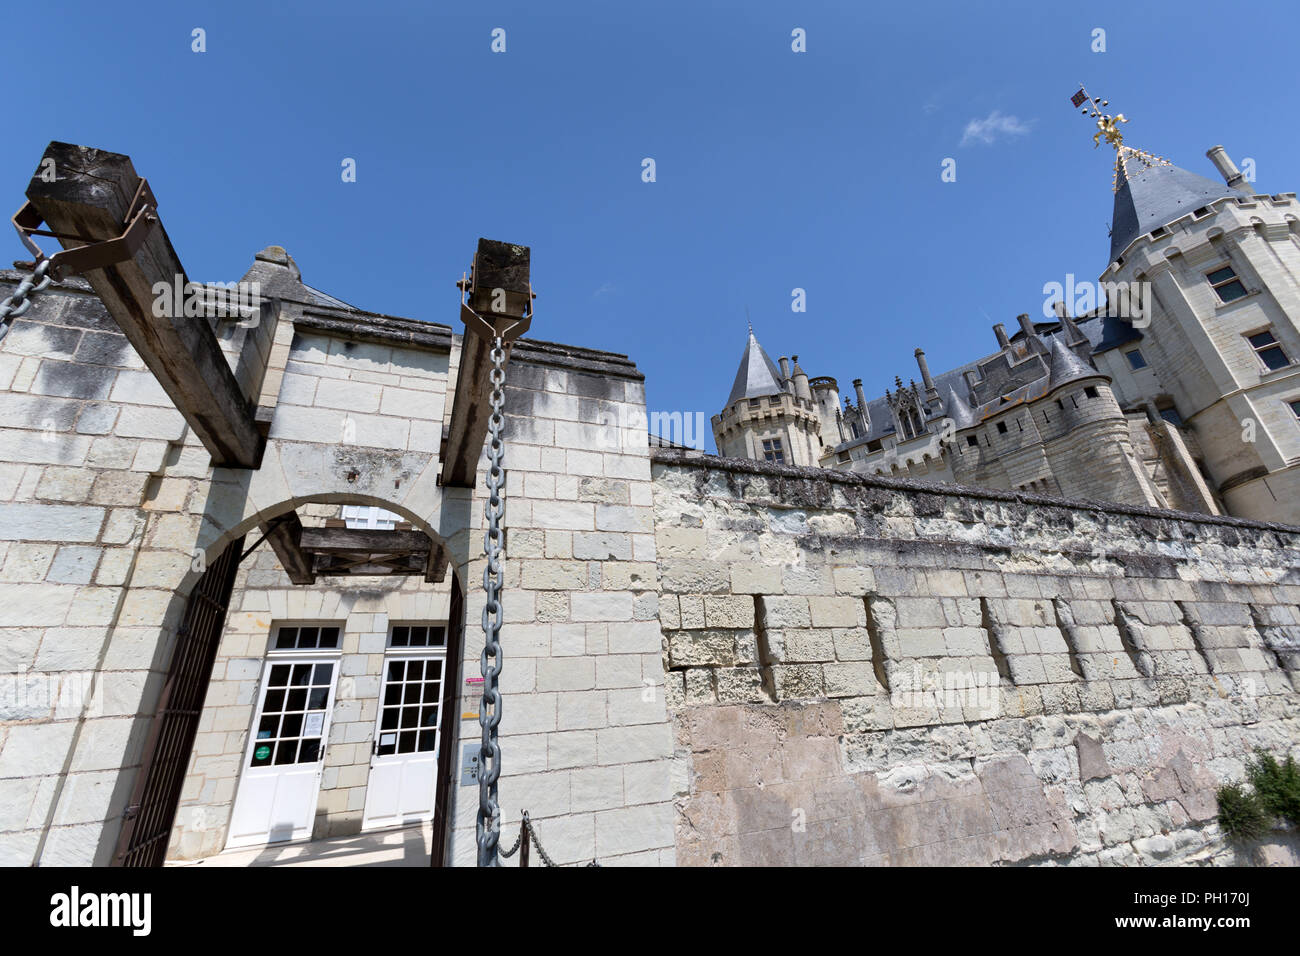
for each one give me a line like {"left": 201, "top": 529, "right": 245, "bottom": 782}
{"left": 1, "top": 139, "right": 1297, "bottom": 869}
{"left": 714, "top": 132, "right": 1300, "bottom": 527}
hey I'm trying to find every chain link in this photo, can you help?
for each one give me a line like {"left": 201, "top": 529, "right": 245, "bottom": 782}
{"left": 0, "top": 259, "right": 53, "bottom": 342}
{"left": 476, "top": 336, "right": 508, "bottom": 867}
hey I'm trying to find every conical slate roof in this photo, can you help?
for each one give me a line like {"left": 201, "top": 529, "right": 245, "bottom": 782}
{"left": 1048, "top": 337, "right": 1099, "bottom": 389}
{"left": 943, "top": 384, "right": 976, "bottom": 430}
{"left": 726, "top": 330, "right": 784, "bottom": 406}
{"left": 1110, "top": 146, "right": 1243, "bottom": 263}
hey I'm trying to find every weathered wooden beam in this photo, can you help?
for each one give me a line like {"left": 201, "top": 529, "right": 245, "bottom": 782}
{"left": 298, "top": 526, "right": 432, "bottom": 555}
{"left": 24, "top": 142, "right": 262, "bottom": 467}
{"left": 440, "top": 239, "right": 531, "bottom": 488}
{"left": 261, "top": 512, "right": 315, "bottom": 586}
{"left": 424, "top": 536, "right": 449, "bottom": 584}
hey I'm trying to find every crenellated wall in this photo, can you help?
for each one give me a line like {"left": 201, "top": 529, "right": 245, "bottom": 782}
{"left": 651, "top": 449, "right": 1300, "bottom": 866}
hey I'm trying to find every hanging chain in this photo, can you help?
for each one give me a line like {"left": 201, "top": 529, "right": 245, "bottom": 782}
{"left": 476, "top": 336, "right": 508, "bottom": 866}
{"left": 0, "top": 259, "right": 54, "bottom": 343}
{"left": 496, "top": 811, "right": 599, "bottom": 867}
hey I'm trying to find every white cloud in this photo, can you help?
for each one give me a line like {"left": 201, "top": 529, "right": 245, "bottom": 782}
{"left": 960, "top": 110, "right": 1031, "bottom": 147}
{"left": 591, "top": 282, "right": 616, "bottom": 299}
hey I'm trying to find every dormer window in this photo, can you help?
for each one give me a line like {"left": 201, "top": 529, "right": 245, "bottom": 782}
{"left": 1207, "top": 265, "right": 1247, "bottom": 303}
{"left": 748, "top": 398, "right": 760, "bottom": 409}
{"left": 1125, "top": 349, "right": 1148, "bottom": 370}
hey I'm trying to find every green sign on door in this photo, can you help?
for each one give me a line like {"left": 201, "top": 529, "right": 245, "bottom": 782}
{"left": 254, "top": 745, "right": 271, "bottom": 761}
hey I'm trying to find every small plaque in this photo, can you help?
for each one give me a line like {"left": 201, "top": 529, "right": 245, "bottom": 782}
{"left": 304, "top": 712, "right": 324, "bottom": 736}
{"left": 380, "top": 732, "right": 397, "bottom": 747}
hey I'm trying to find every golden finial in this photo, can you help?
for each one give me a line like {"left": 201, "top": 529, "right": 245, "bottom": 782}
{"left": 1071, "top": 85, "right": 1170, "bottom": 192}
{"left": 1070, "top": 85, "right": 1128, "bottom": 149}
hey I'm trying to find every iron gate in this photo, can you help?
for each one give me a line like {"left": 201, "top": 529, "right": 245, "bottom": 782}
{"left": 113, "top": 536, "right": 245, "bottom": 866}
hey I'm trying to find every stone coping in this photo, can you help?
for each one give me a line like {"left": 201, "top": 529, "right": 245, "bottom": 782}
{"left": 650, "top": 447, "right": 1300, "bottom": 537}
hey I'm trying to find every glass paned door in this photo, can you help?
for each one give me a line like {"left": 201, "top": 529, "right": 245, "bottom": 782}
{"left": 363, "top": 647, "right": 446, "bottom": 830}
{"left": 227, "top": 657, "right": 338, "bottom": 849}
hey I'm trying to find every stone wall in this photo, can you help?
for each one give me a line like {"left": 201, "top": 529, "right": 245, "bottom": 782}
{"left": 651, "top": 449, "right": 1300, "bottom": 866}
{"left": 0, "top": 260, "right": 677, "bottom": 867}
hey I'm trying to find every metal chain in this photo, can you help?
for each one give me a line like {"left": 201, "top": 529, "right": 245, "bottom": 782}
{"left": 497, "top": 824, "right": 524, "bottom": 860}
{"left": 476, "top": 336, "right": 508, "bottom": 867}
{"left": 0, "top": 259, "right": 53, "bottom": 342}
{"left": 522, "top": 813, "right": 557, "bottom": 867}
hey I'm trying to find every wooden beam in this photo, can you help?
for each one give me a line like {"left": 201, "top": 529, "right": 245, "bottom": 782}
{"left": 260, "top": 512, "right": 315, "bottom": 586}
{"left": 298, "top": 526, "right": 432, "bottom": 554}
{"left": 424, "top": 536, "right": 449, "bottom": 584}
{"left": 24, "top": 142, "right": 262, "bottom": 467}
{"left": 440, "top": 239, "right": 531, "bottom": 488}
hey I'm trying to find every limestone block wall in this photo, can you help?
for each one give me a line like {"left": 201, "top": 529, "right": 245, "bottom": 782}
{"left": 651, "top": 449, "right": 1300, "bottom": 866}
{"left": 446, "top": 352, "right": 677, "bottom": 866}
{"left": 0, "top": 261, "right": 677, "bottom": 868}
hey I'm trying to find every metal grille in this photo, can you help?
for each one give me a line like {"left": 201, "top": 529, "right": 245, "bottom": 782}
{"left": 113, "top": 536, "right": 245, "bottom": 866}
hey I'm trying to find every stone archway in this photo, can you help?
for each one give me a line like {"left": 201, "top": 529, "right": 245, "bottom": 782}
{"left": 98, "top": 437, "right": 477, "bottom": 866}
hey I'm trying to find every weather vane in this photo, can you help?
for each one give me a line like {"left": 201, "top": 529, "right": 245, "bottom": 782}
{"left": 1071, "top": 85, "right": 1127, "bottom": 149}
{"left": 1070, "top": 85, "right": 1169, "bottom": 192}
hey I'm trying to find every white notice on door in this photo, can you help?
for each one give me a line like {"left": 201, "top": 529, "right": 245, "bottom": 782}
{"left": 304, "top": 712, "right": 325, "bottom": 736}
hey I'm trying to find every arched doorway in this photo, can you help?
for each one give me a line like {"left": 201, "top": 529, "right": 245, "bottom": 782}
{"left": 111, "top": 496, "right": 467, "bottom": 867}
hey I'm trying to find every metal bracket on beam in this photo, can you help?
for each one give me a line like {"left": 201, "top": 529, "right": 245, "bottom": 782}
{"left": 456, "top": 241, "right": 535, "bottom": 342}
{"left": 12, "top": 177, "right": 158, "bottom": 281}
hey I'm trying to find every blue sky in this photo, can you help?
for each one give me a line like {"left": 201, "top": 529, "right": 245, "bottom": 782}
{"left": 7, "top": 1, "right": 1298, "bottom": 452}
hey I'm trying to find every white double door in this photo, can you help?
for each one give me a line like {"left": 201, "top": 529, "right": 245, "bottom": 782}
{"left": 361, "top": 653, "right": 446, "bottom": 830}
{"left": 227, "top": 657, "right": 339, "bottom": 849}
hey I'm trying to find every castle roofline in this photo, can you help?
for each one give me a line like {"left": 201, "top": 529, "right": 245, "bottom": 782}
{"left": 725, "top": 330, "right": 784, "bottom": 406}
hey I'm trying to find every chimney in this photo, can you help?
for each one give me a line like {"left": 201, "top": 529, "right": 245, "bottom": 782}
{"left": 778, "top": 356, "right": 791, "bottom": 381}
{"left": 1017, "top": 313, "right": 1043, "bottom": 353}
{"left": 852, "top": 378, "right": 869, "bottom": 433}
{"left": 914, "top": 348, "right": 938, "bottom": 401}
{"left": 1206, "top": 145, "right": 1254, "bottom": 195}
{"left": 993, "top": 323, "right": 1010, "bottom": 349}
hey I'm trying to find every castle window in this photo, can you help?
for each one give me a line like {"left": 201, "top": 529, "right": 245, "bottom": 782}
{"left": 748, "top": 398, "right": 760, "bottom": 409}
{"left": 1084, "top": 386, "right": 1099, "bottom": 399}
{"left": 767, "top": 395, "right": 781, "bottom": 405}
{"left": 996, "top": 422, "right": 1008, "bottom": 434}
{"left": 1056, "top": 399, "right": 1065, "bottom": 410}
{"left": 1125, "top": 349, "right": 1148, "bottom": 370}
{"left": 1159, "top": 406, "right": 1184, "bottom": 426}
{"left": 273, "top": 624, "right": 341, "bottom": 651}
{"left": 966, "top": 435, "right": 978, "bottom": 447}
{"left": 1247, "top": 329, "right": 1291, "bottom": 372}
{"left": 1207, "top": 265, "right": 1247, "bottom": 303}
{"left": 1290, "top": 399, "right": 1300, "bottom": 424}
{"left": 761, "top": 438, "right": 784, "bottom": 463}
{"left": 342, "top": 505, "right": 401, "bottom": 530}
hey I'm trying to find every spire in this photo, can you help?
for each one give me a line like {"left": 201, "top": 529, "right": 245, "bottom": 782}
{"left": 1071, "top": 86, "right": 1244, "bottom": 263}
{"left": 1047, "top": 337, "right": 1099, "bottom": 390}
{"left": 943, "top": 384, "right": 976, "bottom": 430}
{"left": 725, "top": 329, "right": 784, "bottom": 406}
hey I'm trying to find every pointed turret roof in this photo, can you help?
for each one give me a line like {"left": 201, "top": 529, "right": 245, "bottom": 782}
{"left": 943, "top": 384, "right": 976, "bottom": 430}
{"left": 1109, "top": 145, "right": 1243, "bottom": 263}
{"left": 1048, "top": 337, "right": 1099, "bottom": 389}
{"left": 725, "top": 330, "right": 784, "bottom": 406}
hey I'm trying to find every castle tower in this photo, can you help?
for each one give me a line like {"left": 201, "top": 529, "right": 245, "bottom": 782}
{"left": 1083, "top": 97, "right": 1300, "bottom": 523}
{"left": 711, "top": 329, "right": 823, "bottom": 464}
